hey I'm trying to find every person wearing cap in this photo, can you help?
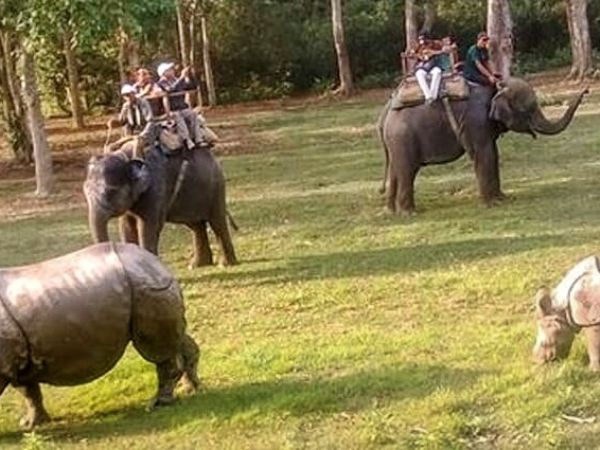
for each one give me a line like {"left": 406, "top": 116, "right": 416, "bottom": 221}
{"left": 106, "top": 84, "right": 156, "bottom": 156}
{"left": 156, "top": 62, "right": 210, "bottom": 149}
{"left": 463, "top": 32, "right": 499, "bottom": 86}
{"left": 411, "top": 33, "right": 444, "bottom": 105}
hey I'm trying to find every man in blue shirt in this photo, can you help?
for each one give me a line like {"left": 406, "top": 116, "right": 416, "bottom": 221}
{"left": 157, "top": 62, "right": 209, "bottom": 149}
{"left": 463, "top": 32, "right": 499, "bottom": 86}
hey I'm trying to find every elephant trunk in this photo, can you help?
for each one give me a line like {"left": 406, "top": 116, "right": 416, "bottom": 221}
{"left": 88, "top": 204, "right": 110, "bottom": 243}
{"left": 529, "top": 89, "right": 587, "bottom": 135}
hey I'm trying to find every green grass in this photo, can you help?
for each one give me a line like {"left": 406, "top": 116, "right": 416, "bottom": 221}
{"left": 2, "top": 93, "right": 600, "bottom": 448}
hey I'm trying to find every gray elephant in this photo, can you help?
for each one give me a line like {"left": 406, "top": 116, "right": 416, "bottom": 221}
{"left": 84, "top": 144, "right": 237, "bottom": 267}
{"left": 533, "top": 256, "right": 600, "bottom": 370}
{"left": 377, "top": 77, "right": 587, "bottom": 214}
{"left": 0, "top": 242, "right": 200, "bottom": 428}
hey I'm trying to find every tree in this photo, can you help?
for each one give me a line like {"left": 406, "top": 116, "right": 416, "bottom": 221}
{"left": 330, "top": 0, "right": 353, "bottom": 95}
{"left": 487, "top": 0, "right": 513, "bottom": 79}
{"left": 565, "top": 0, "right": 593, "bottom": 81}
{"left": 21, "top": 49, "right": 53, "bottom": 196}
{"left": 405, "top": 0, "right": 418, "bottom": 54}
{"left": 63, "top": 28, "right": 85, "bottom": 128}
{"left": 201, "top": 14, "right": 217, "bottom": 106}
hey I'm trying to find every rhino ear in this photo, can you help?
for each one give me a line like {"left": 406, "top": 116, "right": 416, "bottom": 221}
{"left": 535, "top": 287, "right": 553, "bottom": 316}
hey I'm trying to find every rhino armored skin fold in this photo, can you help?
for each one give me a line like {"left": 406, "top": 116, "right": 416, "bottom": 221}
{"left": 0, "top": 242, "right": 200, "bottom": 429}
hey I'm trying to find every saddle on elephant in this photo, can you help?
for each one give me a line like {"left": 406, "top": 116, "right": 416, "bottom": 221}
{"left": 390, "top": 73, "right": 470, "bottom": 110}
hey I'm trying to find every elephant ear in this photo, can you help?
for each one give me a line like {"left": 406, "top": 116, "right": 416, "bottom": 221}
{"left": 568, "top": 256, "right": 600, "bottom": 326}
{"left": 128, "top": 159, "right": 151, "bottom": 198}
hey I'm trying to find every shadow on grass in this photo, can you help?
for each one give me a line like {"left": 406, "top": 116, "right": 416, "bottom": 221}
{"left": 0, "top": 363, "right": 490, "bottom": 444}
{"left": 191, "top": 233, "right": 589, "bottom": 287}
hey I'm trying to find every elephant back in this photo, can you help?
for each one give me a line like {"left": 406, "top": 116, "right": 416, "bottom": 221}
{"left": 115, "top": 244, "right": 186, "bottom": 363}
{"left": 0, "top": 243, "right": 131, "bottom": 385}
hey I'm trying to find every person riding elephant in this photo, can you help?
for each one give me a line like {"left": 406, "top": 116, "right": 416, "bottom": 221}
{"left": 463, "top": 32, "right": 500, "bottom": 87}
{"left": 377, "top": 77, "right": 587, "bottom": 215}
{"left": 106, "top": 84, "right": 158, "bottom": 157}
{"left": 157, "top": 62, "right": 213, "bottom": 149}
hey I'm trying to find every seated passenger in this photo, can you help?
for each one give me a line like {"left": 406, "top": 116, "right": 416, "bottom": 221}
{"left": 463, "top": 32, "right": 499, "bottom": 86}
{"left": 411, "top": 33, "right": 443, "bottom": 105}
{"left": 106, "top": 84, "right": 156, "bottom": 157}
{"left": 438, "top": 36, "right": 458, "bottom": 73}
{"left": 157, "top": 62, "right": 210, "bottom": 149}
{"left": 135, "top": 67, "right": 170, "bottom": 118}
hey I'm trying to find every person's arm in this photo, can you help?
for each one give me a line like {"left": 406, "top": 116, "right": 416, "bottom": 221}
{"left": 118, "top": 104, "right": 128, "bottom": 125}
{"left": 138, "top": 100, "right": 156, "bottom": 143}
{"left": 475, "top": 56, "right": 496, "bottom": 83}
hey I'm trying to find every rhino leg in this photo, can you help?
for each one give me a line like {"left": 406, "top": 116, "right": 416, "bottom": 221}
{"left": 17, "top": 383, "right": 50, "bottom": 429}
{"left": 178, "top": 334, "right": 201, "bottom": 394}
{"left": 147, "top": 357, "right": 183, "bottom": 410}
{"left": 584, "top": 326, "right": 600, "bottom": 371}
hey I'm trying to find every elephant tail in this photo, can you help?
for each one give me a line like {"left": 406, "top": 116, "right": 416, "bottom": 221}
{"left": 227, "top": 211, "right": 239, "bottom": 232}
{"left": 376, "top": 99, "right": 392, "bottom": 195}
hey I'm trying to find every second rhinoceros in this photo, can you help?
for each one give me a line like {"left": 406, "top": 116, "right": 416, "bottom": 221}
{"left": 533, "top": 255, "right": 600, "bottom": 370}
{"left": 0, "top": 242, "right": 200, "bottom": 429}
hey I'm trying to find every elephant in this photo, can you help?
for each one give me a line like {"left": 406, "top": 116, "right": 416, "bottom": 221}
{"left": 377, "top": 77, "right": 587, "bottom": 214}
{"left": 0, "top": 243, "right": 200, "bottom": 428}
{"left": 533, "top": 255, "right": 600, "bottom": 371}
{"left": 84, "top": 144, "right": 237, "bottom": 267}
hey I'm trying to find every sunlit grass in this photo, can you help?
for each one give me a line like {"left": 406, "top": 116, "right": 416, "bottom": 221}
{"left": 1, "top": 93, "right": 600, "bottom": 448}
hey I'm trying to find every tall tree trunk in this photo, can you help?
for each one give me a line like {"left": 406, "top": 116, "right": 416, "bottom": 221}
{"left": 188, "top": 2, "right": 204, "bottom": 107}
{"left": 405, "top": 0, "right": 418, "bottom": 53}
{"left": 201, "top": 15, "right": 216, "bottom": 107}
{"left": 21, "top": 50, "right": 53, "bottom": 196}
{"left": 487, "top": 0, "right": 513, "bottom": 79}
{"left": 330, "top": 0, "right": 353, "bottom": 96}
{"left": 127, "top": 39, "right": 140, "bottom": 70}
{"left": 0, "top": 31, "right": 32, "bottom": 163}
{"left": 63, "top": 30, "right": 85, "bottom": 129}
{"left": 117, "top": 26, "right": 127, "bottom": 84}
{"left": 566, "top": 0, "right": 593, "bottom": 81}
{"left": 176, "top": 0, "right": 191, "bottom": 67}
{"left": 421, "top": 0, "right": 437, "bottom": 34}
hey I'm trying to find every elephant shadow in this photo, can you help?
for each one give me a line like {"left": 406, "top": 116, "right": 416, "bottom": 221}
{"left": 191, "top": 233, "right": 590, "bottom": 288}
{"left": 0, "top": 363, "right": 490, "bottom": 444}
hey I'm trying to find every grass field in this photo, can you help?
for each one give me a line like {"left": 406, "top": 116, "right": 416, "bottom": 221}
{"left": 2, "top": 83, "right": 600, "bottom": 449}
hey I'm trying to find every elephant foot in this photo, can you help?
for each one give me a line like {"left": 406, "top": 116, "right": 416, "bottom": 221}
{"left": 218, "top": 256, "right": 238, "bottom": 267}
{"left": 189, "top": 259, "right": 213, "bottom": 269}
{"left": 589, "top": 361, "right": 600, "bottom": 372}
{"left": 19, "top": 410, "right": 50, "bottom": 430}
{"left": 484, "top": 192, "right": 512, "bottom": 207}
{"left": 146, "top": 394, "right": 176, "bottom": 412}
{"left": 395, "top": 208, "right": 416, "bottom": 218}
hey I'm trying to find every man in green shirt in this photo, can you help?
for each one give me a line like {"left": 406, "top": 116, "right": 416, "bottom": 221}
{"left": 463, "top": 32, "right": 499, "bottom": 86}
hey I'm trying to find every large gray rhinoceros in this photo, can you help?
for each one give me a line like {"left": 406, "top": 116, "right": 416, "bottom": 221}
{"left": 533, "top": 255, "right": 600, "bottom": 370}
{"left": 0, "top": 242, "right": 200, "bottom": 429}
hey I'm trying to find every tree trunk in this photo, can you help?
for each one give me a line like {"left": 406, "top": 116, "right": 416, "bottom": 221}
{"left": 117, "top": 26, "right": 127, "bottom": 84}
{"left": 566, "top": 0, "right": 593, "bottom": 81}
{"left": 21, "top": 50, "right": 53, "bottom": 196}
{"left": 487, "top": 0, "right": 513, "bottom": 79}
{"left": 330, "top": 0, "right": 353, "bottom": 96}
{"left": 405, "top": 0, "right": 418, "bottom": 53}
{"left": 0, "top": 31, "right": 32, "bottom": 163}
{"left": 63, "top": 30, "right": 85, "bottom": 128}
{"left": 176, "top": 0, "right": 191, "bottom": 67}
{"left": 201, "top": 16, "right": 216, "bottom": 107}
{"left": 421, "top": 0, "right": 437, "bottom": 34}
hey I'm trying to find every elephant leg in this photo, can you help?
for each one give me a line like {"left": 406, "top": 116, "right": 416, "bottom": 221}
{"left": 474, "top": 142, "right": 505, "bottom": 205}
{"left": 209, "top": 213, "right": 238, "bottom": 266}
{"left": 147, "top": 357, "right": 183, "bottom": 410}
{"left": 138, "top": 218, "right": 162, "bottom": 255}
{"left": 17, "top": 383, "right": 50, "bottom": 429}
{"left": 584, "top": 326, "right": 600, "bottom": 371}
{"left": 394, "top": 164, "right": 419, "bottom": 215}
{"left": 119, "top": 215, "right": 139, "bottom": 244}
{"left": 178, "top": 334, "right": 201, "bottom": 394}
{"left": 189, "top": 222, "right": 213, "bottom": 267}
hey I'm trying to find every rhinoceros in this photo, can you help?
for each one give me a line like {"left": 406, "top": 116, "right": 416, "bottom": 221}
{"left": 0, "top": 242, "right": 200, "bottom": 429}
{"left": 533, "top": 255, "right": 600, "bottom": 370}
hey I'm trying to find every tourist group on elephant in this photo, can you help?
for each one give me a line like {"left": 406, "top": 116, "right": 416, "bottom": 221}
{"left": 0, "top": 28, "right": 596, "bottom": 431}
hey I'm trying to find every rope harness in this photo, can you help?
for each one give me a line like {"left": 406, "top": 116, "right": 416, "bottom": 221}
{"left": 441, "top": 97, "right": 475, "bottom": 157}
